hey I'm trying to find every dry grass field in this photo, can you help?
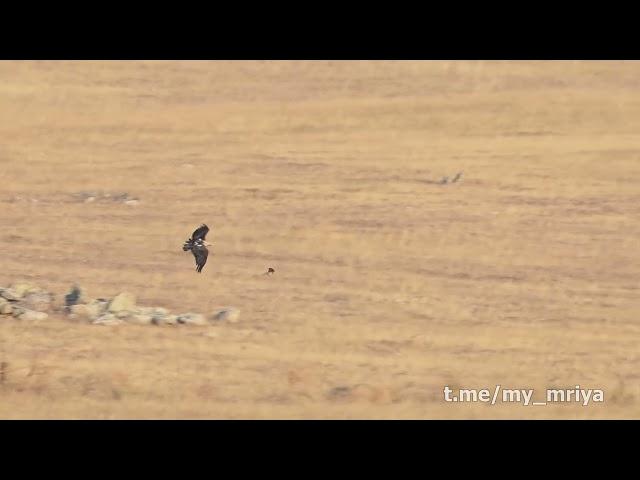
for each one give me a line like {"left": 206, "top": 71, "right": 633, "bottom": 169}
{"left": 0, "top": 60, "right": 639, "bottom": 419}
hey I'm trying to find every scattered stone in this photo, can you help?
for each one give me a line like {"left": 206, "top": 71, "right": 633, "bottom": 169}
{"left": 10, "top": 282, "right": 39, "bottom": 298}
{"left": 92, "top": 299, "right": 110, "bottom": 311}
{"left": 134, "top": 307, "right": 153, "bottom": 314}
{"left": 69, "top": 303, "right": 103, "bottom": 322}
{"left": 20, "top": 291, "right": 53, "bottom": 312}
{"left": 73, "top": 191, "right": 140, "bottom": 205}
{"left": 134, "top": 307, "right": 166, "bottom": 318}
{"left": 127, "top": 314, "right": 153, "bottom": 325}
{"left": 153, "top": 314, "right": 178, "bottom": 326}
{"left": 150, "top": 307, "right": 170, "bottom": 323}
{"left": 108, "top": 292, "right": 136, "bottom": 313}
{"left": 211, "top": 308, "right": 240, "bottom": 324}
{"left": 1, "top": 288, "right": 21, "bottom": 301}
{"left": 124, "top": 199, "right": 140, "bottom": 206}
{"left": 176, "top": 313, "right": 207, "bottom": 326}
{"left": 69, "top": 303, "right": 89, "bottom": 316}
{"left": 16, "top": 309, "right": 48, "bottom": 321}
{"left": 77, "top": 192, "right": 97, "bottom": 201}
{"left": 3, "top": 281, "right": 239, "bottom": 328}
{"left": 92, "top": 314, "right": 124, "bottom": 326}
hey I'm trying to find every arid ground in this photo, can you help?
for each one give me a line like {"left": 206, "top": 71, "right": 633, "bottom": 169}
{"left": 0, "top": 61, "right": 638, "bottom": 419}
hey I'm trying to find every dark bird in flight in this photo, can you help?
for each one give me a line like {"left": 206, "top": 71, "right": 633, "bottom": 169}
{"left": 183, "top": 224, "right": 212, "bottom": 273}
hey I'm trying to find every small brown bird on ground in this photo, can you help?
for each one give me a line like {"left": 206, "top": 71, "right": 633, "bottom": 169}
{"left": 264, "top": 267, "right": 275, "bottom": 276}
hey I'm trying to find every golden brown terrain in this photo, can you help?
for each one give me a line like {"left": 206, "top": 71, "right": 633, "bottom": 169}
{"left": 0, "top": 60, "right": 639, "bottom": 419}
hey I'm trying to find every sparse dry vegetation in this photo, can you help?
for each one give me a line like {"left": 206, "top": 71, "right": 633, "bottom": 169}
{"left": 0, "top": 61, "right": 639, "bottom": 419}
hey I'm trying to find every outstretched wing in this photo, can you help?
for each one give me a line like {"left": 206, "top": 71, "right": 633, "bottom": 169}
{"left": 192, "top": 245, "right": 209, "bottom": 273}
{"left": 191, "top": 224, "right": 209, "bottom": 241}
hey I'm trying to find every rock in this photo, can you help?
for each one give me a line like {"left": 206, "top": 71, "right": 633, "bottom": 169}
{"left": 176, "top": 313, "right": 207, "bottom": 326}
{"left": 211, "top": 308, "right": 240, "bottom": 324}
{"left": 16, "top": 309, "right": 48, "bottom": 321}
{"left": 92, "top": 299, "right": 110, "bottom": 311}
{"left": 20, "top": 291, "right": 53, "bottom": 312}
{"left": 69, "top": 304, "right": 90, "bottom": 316}
{"left": 152, "top": 314, "right": 178, "bottom": 326}
{"left": 114, "top": 310, "right": 132, "bottom": 319}
{"left": 135, "top": 306, "right": 167, "bottom": 316}
{"left": 65, "top": 285, "right": 87, "bottom": 307}
{"left": 1, "top": 288, "right": 21, "bottom": 301}
{"left": 127, "top": 314, "right": 153, "bottom": 325}
{"left": 9, "top": 282, "right": 39, "bottom": 298}
{"left": 69, "top": 303, "right": 102, "bottom": 322}
{"left": 134, "top": 307, "right": 154, "bottom": 315}
{"left": 92, "top": 314, "right": 124, "bottom": 326}
{"left": 150, "top": 307, "right": 170, "bottom": 323}
{"left": 0, "top": 302, "right": 12, "bottom": 315}
{"left": 124, "top": 199, "right": 140, "bottom": 206}
{"left": 107, "top": 292, "right": 136, "bottom": 313}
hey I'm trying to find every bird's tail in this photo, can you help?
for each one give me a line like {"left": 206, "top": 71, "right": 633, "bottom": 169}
{"left": 183, "top": 239, "right": 193, "bottom": 251}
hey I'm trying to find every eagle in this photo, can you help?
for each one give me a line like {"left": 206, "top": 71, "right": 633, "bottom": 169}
{"left": 182, "top": 224, "right": 212, "bottom": 273}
